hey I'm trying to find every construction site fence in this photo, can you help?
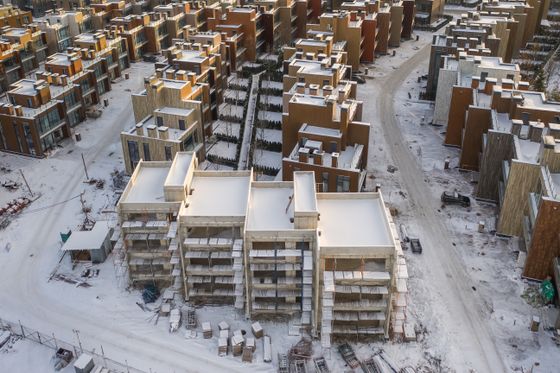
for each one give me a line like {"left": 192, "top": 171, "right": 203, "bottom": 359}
{"left": 0, "top": 317, "right": 147, "bottom": 373}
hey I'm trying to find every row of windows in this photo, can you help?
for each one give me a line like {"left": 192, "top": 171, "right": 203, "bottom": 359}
{"left": 37, "top": 108, "right": 62, "bottom": 135}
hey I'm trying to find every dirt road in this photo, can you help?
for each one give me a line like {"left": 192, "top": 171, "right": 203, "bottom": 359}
{"left": 362, "top": 44, "right": 507, "bottom": 372}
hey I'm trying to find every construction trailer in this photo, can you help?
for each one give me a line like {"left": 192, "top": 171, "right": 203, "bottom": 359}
{"left": 60, "top": 221, "right": 113, "bottom": 263}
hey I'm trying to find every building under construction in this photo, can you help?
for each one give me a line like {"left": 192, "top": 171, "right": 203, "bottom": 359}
{"left": 116, "top": 152, "right": 407, "bottom": 343}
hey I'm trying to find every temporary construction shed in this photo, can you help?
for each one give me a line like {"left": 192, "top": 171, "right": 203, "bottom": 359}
{"left": 61, "top": 222, "right": 113, "bottom": 263}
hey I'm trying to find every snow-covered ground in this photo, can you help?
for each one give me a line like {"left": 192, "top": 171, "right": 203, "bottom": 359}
{"left": 212, "top": 120, "right": 241, "bottom": 139}
{"left": 0, "top": 335, "right": 74, "bottom": 373}
{"left": 256, "top": 128, "right": 282, "bottom": 144}
{"left": 252, "top": 149, "right": 282, "bottom": 170}
{"left": 257, "top": 110, "right": 281, "bottom": 123}
{"left": 206, "top": 140, "right": 237, "bottom": 161}
{"left": 261, "top": 80, "right": 283, "bottom": 90}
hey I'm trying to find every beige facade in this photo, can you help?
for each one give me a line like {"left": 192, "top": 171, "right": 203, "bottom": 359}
{"left": 116, "top": 152, "right": 408, "bottom": 343}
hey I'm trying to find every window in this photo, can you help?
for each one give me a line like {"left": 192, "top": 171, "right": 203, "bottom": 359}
{"left": 480, "top": 71, "right": 488, "bottom": 82}
{"left": 336, "top": 175, "right": 350, "bottom": 192}
{"left": 156, "top": 117, "right": 163, "bottom": 126}
{"left": 323, "top": 79, "right": 330, "bottom": 87}
{"left": 178, "top": 119, "right": 185, "bottom": 130}
{"left": 183, "top": 135, "right": 194, "bottom": 151}
{"left": 329, "top": 142, "right": 337, "bottom": 153}
{"left": 128, "top": 140, "right": 139, "bottom": 171}
{"left": 164, "top": 146, "right": 172, "bottom": 161}
{"left": 322, "top": 172, "right": 329, "bottom": 192}
{"left": 142, "top": 143, "right": 151, "bottom": 161}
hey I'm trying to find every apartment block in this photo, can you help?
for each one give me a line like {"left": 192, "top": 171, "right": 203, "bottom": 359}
{"left": 281, "top": 78, "right": 369, "bottom": 192}
{"left": 110, "top": 14, "right": 150, "bottom": 61}
{"left": 117, "top": 152, "right": 407, "bottom": 343}
{"left": 152, "top": 2, "right": 191, "bottom": 39}
{"left": 306, "top": 10, "right": 376, "bottom": 69}
{"left": 73, "top": 30, "right": 130, "bottom": 80}
{"left": 12, "top": 0, "right": 53, "bottom": 17}
{"left": 117, "top": 156, "right": 196, "bottom": 290}
{"left": 415, "top": 0, "right": 444, "bottom": 25}
{"left": 0, "top": 78, "right": 71, "bottom": 156}
{"left": 37, "top": 9, "right": 94, "bottom": 54}
{"left": 0, "top": 25, "right": 49, "bottom": 92}
{"left": 0, "top": 5, "right": 32, "bottom": 28}
{"left": 282, "top": 36, "right": 352, "bottom": 92}
{"left": 121, "top": 106, "right": 204, "bottom": 174}
{"left": 207, "top": 7, "right": 267, "bottom": 67}
{"left": 433, "top": 54, "right": 520, "bottom": 126}
{"left": 162, "top": 32, "right": 228, "bottom": 123}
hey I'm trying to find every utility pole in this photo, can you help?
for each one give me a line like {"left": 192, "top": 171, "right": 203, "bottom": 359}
{"left": 81, "top": 153, "right": 90, "bottom": 181}
{"left": 19, "top": 169, "right": 33, "bottom": 196}
{"left": 72, "top": 329, "right": 83, "bottom": 353}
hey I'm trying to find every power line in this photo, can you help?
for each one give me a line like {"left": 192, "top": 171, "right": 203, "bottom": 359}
{"left": 21, "top": 194, "right": 82, "bottom": 215}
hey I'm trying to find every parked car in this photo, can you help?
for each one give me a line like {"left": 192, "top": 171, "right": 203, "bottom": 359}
{"left": 410, "top": 238, "right": 423, "bottom": 254}
{"left": 441, "top": 191, "right": 471, "bottom": 207}
{"left": 351, "top": 74, "right": 366, "bottom": 84}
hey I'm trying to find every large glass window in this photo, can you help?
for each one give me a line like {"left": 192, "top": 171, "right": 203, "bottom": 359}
{"left": 128, "top": 140, "right": 139, "bottom": 171}
{"left": 142, "top": 143, "right": 151, "bottom": 161}
{"left": 336, "top": 175, "right": 350, "bottom": 192}
{"left": 164, "top": 146, "right": 172, "bottom": 161}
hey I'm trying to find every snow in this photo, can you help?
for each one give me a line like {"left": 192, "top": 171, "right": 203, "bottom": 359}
{"left": 184, "top": 174, "right": 251, "bottom": 217}
{"left": 121, "top": 164, "right": 170, "bottom": 203}
{"left": 260, "top": 80, "right": 282, "bottom": 90}
{"left": 219, "top": 103, "right": 244, "bottom": 119}
{"left": 257, "top": 110, "right": 282, "bottom": 123}
{"left": 165, "top": 151, "right": 194, "bottom": 186}
{"left": 256, "top": 128, "right": 282, "bottom": 144}
{"left": 207, "top": 140, "right": 237, "bottom": 161}
{"left": 316, "top": 195, "right": 392, "bottom": 247}
{"left": 247, "top": 185, "right": 294, "bottom": 231}
{"left": 0, "top": 337, "right": 74, "bottom": 373}
{"left": 60, "top": 221, "right": 110, "bottom": 251}
{"left": 252, "top": 149, "right": 282, "bottom": 169}
{"left": 259, "top": 94, "right": 282, "bottom": 107}
{"left": 293, "top": 172, "right": 317, "bottom": 213}
{"left": 212, "top": 120, "right": 241, "bottom": 139}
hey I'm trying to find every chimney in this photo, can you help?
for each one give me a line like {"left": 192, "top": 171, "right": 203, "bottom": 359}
{"left": 60, "top": 75, "right": 68, "bottom": 86}
{"left": 165, "top": 69, "right": 175, "bottom": 79}
{"left": 331, "top": 152, "right": 339, "bottom": 168}
{"left": 471, "top": 76, "right": 480, "bottom": 89}
{"left": 484, "top": 77, "right": 497, "bottom": 95}
{"left": 296, "top": 82, "right": 305, "bottom": 94}
{"left": 147, "top": 124, "right": 157, "bottom": 138}
{"left": 338, "top": 87, "right": 346, "bottom": 103}
{"left": 298, "top": 147, "right": 310, "bottom": 163}
{"left": 175, "top": 70, "right": 186, "bottom": 81}
{"left": 158, "top": 126, "right": 169, "bottom": 140}
{"left": 529, "top": 121, "right": 544, "bottom": 142}
{"left": 187, "top": 72, "right": 197, "bottom": 86}
{"left": 14, "top": 105, "right": 23, "bottom": 117}
{"left": 323, "top": 85, "right": 333, "bottom": 96}
{"left": 309, "top": 84, "right": 319, "bottom": 95}
{"left": 305, "top": 52, "right": 314, "bottom": 61}
{"left": 313, "top": 149, "right": 323, "bottom": 165}
{"left": 517, "top": 81, "right": 530, "bottom": 91}
{"left": 511, "top": 119, "right": 522, "bottom": 137}
{"left": 135, "top": 123, "right": 144, "bottom": 136}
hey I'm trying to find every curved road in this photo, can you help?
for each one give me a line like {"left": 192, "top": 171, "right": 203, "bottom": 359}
{"left": 367, "top": 44, "right": 507, "bottom": 372}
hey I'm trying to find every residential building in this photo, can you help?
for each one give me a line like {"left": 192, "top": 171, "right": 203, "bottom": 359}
{"left": 433, "top": 53, "right": 520, "bottom": 127}
{"left": 116, "top": 151, "right": 408, "bottom": 343}
{"left": 162, "top": 31, "right": 229, "bottom": 122}
{"left": 0, "top": 78, "right": 70, "bottom": 156}
{"left": 36, "top": 9, "right": 94, "bottom": 54}
{"left": 281, "top": 72, "right": 369, "bottom": 192}
{"left": 207, "top": 7, "right": 267, "bottom": 67}
{"left": 0, "top": 5, "right": 32, "bottom": 28}
{"left": 415, "top": 0, "right": 444, "bottom": 25}
{"left": 121, "top": 106, "right": 204, "bottom": 174}
{"left": 110, "top": 14, "right": 150, "bottom": 61}
{"left": 0, "top": 25, "right": 49, "bottom": 92}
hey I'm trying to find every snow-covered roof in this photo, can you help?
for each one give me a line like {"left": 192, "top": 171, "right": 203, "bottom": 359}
{"left": 294, "top": 171, "right": 317, "bottom": 213}
{"left": 165, "top": 152, "right": 194, "bottom": 187}
{"left": 121, "top": 162, "right": 171, "bottom": 203}
{"left": 246, "top": 183, "right": 294, "bottom": 231}
{"left": 317, "top": 193, "right": 392, "bottom": 248}
{"left": 183, "top": 172, "right": 251, "bottom": 217}
{"left": 61, "top": 222, "right": 110, "bottom": 251}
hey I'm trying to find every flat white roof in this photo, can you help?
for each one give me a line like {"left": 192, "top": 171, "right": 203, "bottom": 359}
{"left": 184, "top": 174, "right": 250, "bottom": 217}
{"left": 247, "top": 185, "right": 294, "bottom": 231}
{"left": 294, "top": 172, "right": 317, "bottom": 213}
{"left": 61, "top": 222, "right": 110, "bottom": 251}
{"left": 165, "top": 152, "right": 193, "bottom": 186}
{"left": 122, "top": 164, "right": 170, "bottom": 203}
{"left": 317, "top": 194, "right": 392, "bottom": 247}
